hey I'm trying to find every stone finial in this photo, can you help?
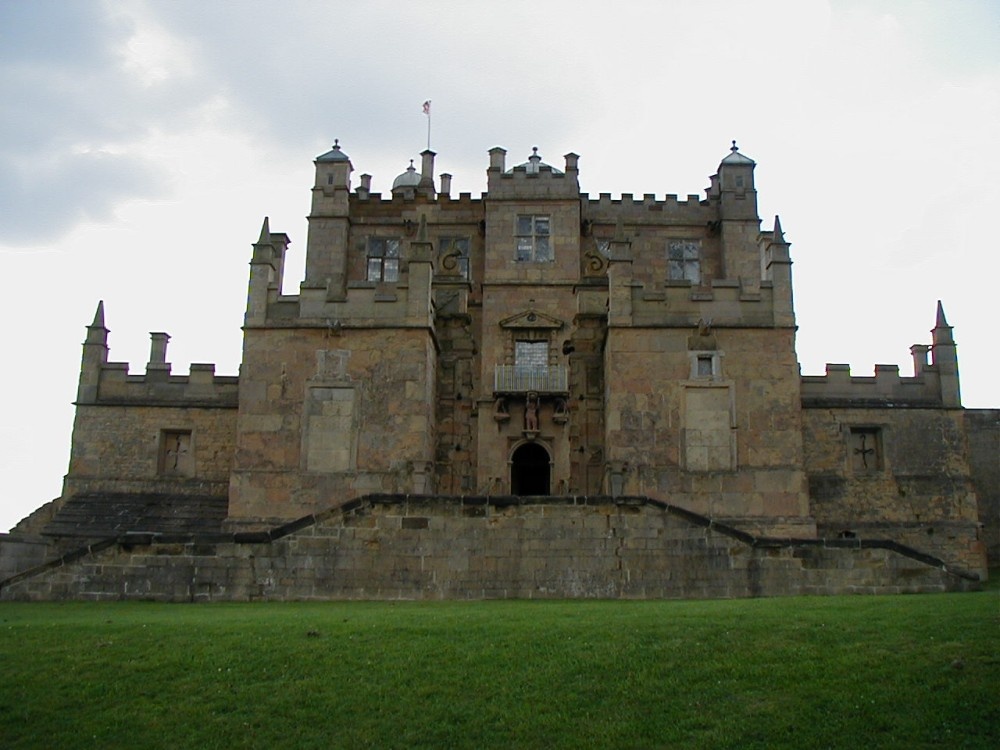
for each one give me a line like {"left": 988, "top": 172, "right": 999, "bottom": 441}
{"left": 933, "top": 300, "right": 955, "bottom": 346}
{"left": 527, "top": 147, "right": 543, "bottom": 173}
{"left": 773, "top": 215, "right": 785, "bottom": 244}
{"left": 257, "top": 216, "right": 271, "bottom": 245}
{"left": 935, "top": 300, "right": 950, "bottom": 329}
{"left": 85, "top": 300, "right": 109, "bottom": 347}
{"left": 91, "top": 300, "right": 105, "bottom": 329}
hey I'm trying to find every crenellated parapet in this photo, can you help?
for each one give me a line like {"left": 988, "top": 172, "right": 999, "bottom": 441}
{"left": 801, "top": 363, "right": 949, "bottom": 408}
{"left": 582, "top": 192, "right": 714, "bottom": 224}
{"left": 625, "top": 278, "right": 783, "bottom": 328}
{"left": 77, "top": 305, "right": 238, "bottom": 408}
{"left": 485, "top": 147, "right": 580, "bottom": 199}
{"left": 351, "top": 191, "right": 485, "bottom": 208}
{"left": 801, "top": 304, "right": 961, "bottom": 408}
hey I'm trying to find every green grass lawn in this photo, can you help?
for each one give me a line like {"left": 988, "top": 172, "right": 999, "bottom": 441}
{"left": 1, "top": 589, "right": 997, "bottom": 749}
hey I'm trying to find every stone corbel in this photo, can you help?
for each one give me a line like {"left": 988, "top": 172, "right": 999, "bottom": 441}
{"left": 607, "top": 461, "right": 629, "bottom": 498}
{"left": 493, "top": 397, "right": 510, "bottom": 422}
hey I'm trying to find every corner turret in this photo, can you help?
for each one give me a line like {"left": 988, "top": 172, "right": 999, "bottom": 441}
{"left": 713, "top": 141, "right": 762, "bottom": 288}
{"left": 305, "top": 140, "right": 351, "bottom": 292}
{"left": 715, "top": 140, "right": 758, "bottom": 219}
{"left": 314, "top": 140, "right": 353, "bottom": 194}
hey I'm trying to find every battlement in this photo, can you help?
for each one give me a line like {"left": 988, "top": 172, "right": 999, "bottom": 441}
{"left": 485, "top": 148, "right": 580, "bottom": 199}
{"left": 626, "top": 279, "right": 781, "bottom": 328}
{"left": 350, "top": 191, "right": 485, "bottom": 208}
{"left": 77, "top": 305, "right": 238, "bottom": 407}
{"left": 801, "top": 304, "right": 961, "bottom": 409}
{"left": 89, "top": 360, "right": 239, "bottom": 407}
{"left": 801, "top": 363, "right": 947, "bottom": 408}
{"left": 582, "top": 192, "right": 715, "bottom": 225}
{"left": 584, "top": 192, "right": 709, "bottom": 207}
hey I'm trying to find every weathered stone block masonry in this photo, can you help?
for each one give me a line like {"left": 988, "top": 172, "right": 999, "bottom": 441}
{"left": 1, "top": 141, "right": 996, "bottom": 600}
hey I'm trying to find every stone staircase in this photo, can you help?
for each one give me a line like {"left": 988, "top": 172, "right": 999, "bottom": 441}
{"left": 41, "top": 492, "right": 228, "bottom": 540}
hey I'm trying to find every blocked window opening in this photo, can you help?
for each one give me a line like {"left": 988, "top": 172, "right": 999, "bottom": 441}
{"left": 682, "top": 386, "right": 735, "bottom": 472}
{"left": 159, "top": 430, "right": 193, "bottom": 477}
{"left": 849, "top": 427, "right": 883, "bottom": 472}
{"left": 305, "top": 387, "right": 356, "bottom": 473}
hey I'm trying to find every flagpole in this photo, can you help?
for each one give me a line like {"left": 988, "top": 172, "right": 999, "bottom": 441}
{"left": 423, "top": 100, "right": 432, "bottom": 150}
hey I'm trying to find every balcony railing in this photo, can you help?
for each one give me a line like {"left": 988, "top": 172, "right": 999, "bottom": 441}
{"left": 494, "top": 364, "right": 568, "bottom": 394}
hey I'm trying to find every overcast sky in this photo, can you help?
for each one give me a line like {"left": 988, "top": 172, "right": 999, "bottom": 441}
{"left": 1, "top": 0, "right": 998, "bottom": 532}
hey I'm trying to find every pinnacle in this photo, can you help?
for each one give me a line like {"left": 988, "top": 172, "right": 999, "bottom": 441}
{"left": 91, "top": 300, "right": 105, "bottom": 328}
{"left": 935, "top": 300, "right": 950, "bottom": 328}
{"left": 773, "top": 215, "right": 785, "bottom": 243}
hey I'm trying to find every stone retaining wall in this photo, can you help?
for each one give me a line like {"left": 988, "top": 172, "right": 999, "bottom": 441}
{"left": 1, "top": 496, "right": 980, "bottom": 601}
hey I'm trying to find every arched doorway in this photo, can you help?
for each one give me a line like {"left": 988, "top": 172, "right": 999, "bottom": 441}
{"left": 510, "top": 442, "right": 550, "bottom": 496}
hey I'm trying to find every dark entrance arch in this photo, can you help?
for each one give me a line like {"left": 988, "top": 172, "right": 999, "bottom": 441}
{"left": 510, "top": 442, "right": 551, "bottom": 496}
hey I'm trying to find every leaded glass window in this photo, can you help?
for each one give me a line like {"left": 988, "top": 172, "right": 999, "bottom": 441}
{"left": 367, "top": 238, "right": 400, "bottom": 282}
{"left": 668, "top": 239, "right": 700, "bottom": 283}
{"left": 515, "top": 215, "right": 552, "bottom": 262}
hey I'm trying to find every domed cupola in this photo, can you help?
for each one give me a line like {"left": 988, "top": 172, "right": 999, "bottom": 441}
{"left": 720, "top": 140, "right": 755, "bottom": 166}
{"left": 507, "top": 147, "right": 563, "bottom": 175}
{"left": 392, "top": 160, "right": 422, "bottom": 193}
{"left": 316, "top": 140, "right": 351, "bottom": 163}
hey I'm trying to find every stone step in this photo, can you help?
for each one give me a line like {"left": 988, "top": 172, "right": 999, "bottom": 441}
{"left": 42, "top": 493, "right": 227, "bottom": 539}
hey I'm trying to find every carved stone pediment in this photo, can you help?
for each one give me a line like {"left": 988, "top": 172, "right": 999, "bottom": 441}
{"left": 498, "top": 309, "right": 564, "bottom": 330}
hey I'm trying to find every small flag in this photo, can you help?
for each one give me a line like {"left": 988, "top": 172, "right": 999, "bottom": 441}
{"left": 422, "top": 100, "right": 431, "bottom": 115}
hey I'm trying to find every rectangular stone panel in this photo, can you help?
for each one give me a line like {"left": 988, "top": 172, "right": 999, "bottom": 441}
{"left": 305, "top": 387, "right": 356, "bottom": 472}
{"left": 683, "top": 385, "right": 734, "bottom": 471}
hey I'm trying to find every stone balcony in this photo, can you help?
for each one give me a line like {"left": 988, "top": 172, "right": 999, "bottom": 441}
{"left": 493, "top": 364, "right": 568, "bottom": 394}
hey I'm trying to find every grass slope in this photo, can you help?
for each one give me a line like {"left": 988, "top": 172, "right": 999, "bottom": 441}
{"left": 1, "top": 591, "right": 998, "bottom": 749}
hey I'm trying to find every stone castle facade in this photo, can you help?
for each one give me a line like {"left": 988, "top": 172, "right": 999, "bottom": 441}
{"left": 1, "top": 142, "right": 995, "bottom": 600}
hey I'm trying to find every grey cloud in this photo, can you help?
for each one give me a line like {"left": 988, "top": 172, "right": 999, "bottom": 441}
{"left": 0, "top": 2, "right": 219, "bottom": 245}
{"left": 0, "top": 150, "right": 166, "bottom": 245}
{"left": 147, "top": 2, "right": 594, "bottom": 152}
{"left": 1, "top": 0, "right": 599, "bottom": 245}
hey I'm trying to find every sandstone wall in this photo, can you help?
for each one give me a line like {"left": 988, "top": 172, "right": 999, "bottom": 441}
{"left": 64, "top": 404, "right": 236, "bottom": 500}
{"left": 604, "top": 327, "right": 810, "bottom": 533}
{"left": 802, "top": 406, "right": 985, "bottom": 575}
{"left": 1, "top": 496, "right": 978, "bottom": 602}
{"left": 966, "top": 409, "right": 1000, "bottom": 565}
{"left": 230, "top": 328, "right": 437, "bottom": 525}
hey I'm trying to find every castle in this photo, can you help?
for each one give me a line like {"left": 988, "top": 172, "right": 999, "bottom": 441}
{"left": 1, "top": 142, "right": 995, "bottom": 600}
